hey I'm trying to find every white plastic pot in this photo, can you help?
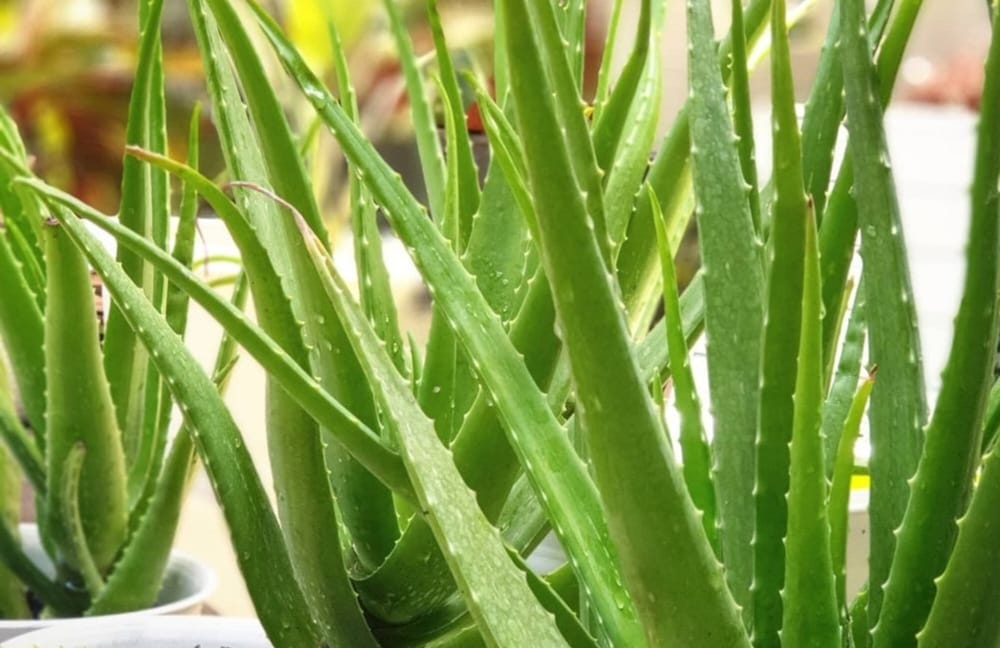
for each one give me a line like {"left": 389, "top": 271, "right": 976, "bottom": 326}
{"left": 3, "top": 616, "right": 270, "bottom": 648}
{"left": 0, "top": 524, "right": 215, "bottom": 642}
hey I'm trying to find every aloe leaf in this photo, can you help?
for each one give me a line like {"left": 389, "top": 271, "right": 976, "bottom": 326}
{"left": 799, "top": 0, "right": 894, "bottom": 224}
{"left": 919, "top": 448, "right": 1000, "bottom": 648}
{"left": 381, "top": 0, "right": 447, "bottom": 219}
{"left": 461, "top": 153, "right": 534, "bottom": 328}
{"left": 299, "top": 221, "right": 569, "bottom": 648}
{"left": 60, "top": 442, "right": 104, "bottom": 597}
{"left": 829, "top": 371, "right": 874, "bottom": 609}
{"left": 981, "top": 379, "right": 1000, "bottom": 455}
{"left": 128, "top": 104, "right": 204, "bottom": 515}
{"left": 90, "top": 275, "right": 247, "bottom": 615}
{"left": 840, "top": 0, "right": 928, "bottom": 624}
{"left": 0, "top": 386, "right": 44, "bottom": 495}
{"left": 818, "top": 0, "right": 926, "bottom": 370}
{"left": 592, "top": 0, "right": 626, "bottom": 115}
{"left": 0, "top": 474, "right": 26, "bottom": 619}
{"left": 591, "top": 0, "right": 652, "bottom": 172}
{"left": 104, "top": 0, "right": 167, "bottom": 452}
{"left": 42, "top": 214, "right": 128, "bottom": 575}
{"left": 651, "top": 190, "right": 716, "bottom": 550}
{"left": 507, "top": 0, "right": 746, "bottom": 641}
{"left": 510, "top": 552, "right": 598, "bottom": 648}
{"left": 873, "top": 12, "right": 1000, "bottom": 646}
{"left": 418, "top": 78, "right": 476, "bottom": 444}
{"left": 0, "top": 134, "right": 44, "bottom": 302}
{"left": 327, "top": 18, "right": 407, "bottom": 374}
{"left": 554, "top": 0, "right": 587, "bottom": 89}
{"left": 0, "top": 363, "right": 28, "bottom": 619}
{"left": 250, "top": 7, "right": 641, "bottom": 643}
{"left": 604, "top": 14, "right": 664, "bottom": 252}
{"left": 467, "top": 82, "right": 536, "bottom": 236}
{"left": 687, "top": 0, "right": 766, "bottom": 614}
{"left": 48, "top": 208, "right": 320, "bottom": 648}
{"left": 517, "top": 0, "right": 611, "bottom": 266}
{"left": 0, "top": 221, "right": 46, "bottom": 440}
{"left": 25, "top": 176, "right": 414, "bottom": 507}
{"left": 781, "top": 209, "right": 841, "bottom": 647}
{"left": 822, "top": 287, "right": 867, "bottom": 476}
{"left": 0, "top": 518, "right": 84, "bottom": 615}
{"left": 751, "top": 0, "right": 812, "bottom": 641}
{"left": 197, "top": 0, "right": 400, "bottom": 578}
{"left": 428, "top": 0, "right": 480, "bottom": 240}
{"left": 728, "top": 0, "right": 762, "bottom": 233}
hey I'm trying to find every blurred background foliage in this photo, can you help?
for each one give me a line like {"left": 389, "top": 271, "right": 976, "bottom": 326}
{"left": 0, "top": 0, "right": 496, "bottom": 220}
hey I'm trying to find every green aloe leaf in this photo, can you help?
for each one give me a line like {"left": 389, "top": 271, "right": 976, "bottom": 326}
{"left": 506, "top": 0, "right": 746, "bottom": 642}
{"left": 104, "top": 0, "right": 168, "bottom": 455}
{"left": 728, "top": 0, "right": 762, "bottom": 233}
{"left": 554, "top": 0, "right": 587, "bottom": 89}
{"left": 686, "top": 0, "right": 765, "bottom": 616}
{"left": 604, "top": 9, "right": 664, "bottom": 253}
{"left": 829, "top": 370, "right": 874, "bottom": 609}
{"left": 751, "top": 0, "right": 812, "bottom": 641}
{"left": 616, "top": 0, "right": 771, "bottom": 333}
{"left": 327, "top": 17, "right": 407, "bottom": 375}
{"left": 42, "top": 214, "right": 128, "bottom": 576}
{"left": 0, "top": 226, "right": 45, "bottom": 441}
{"left": 381, "top": 0, "right": 447, "bottom": 220}
{"left": 0, "top": 361, "right": 28, "bottom": 619}
{"left": 840, "top": 0, "right": 928, "bottom": 625}
{"left": 781, "top": 208, "right": 841, "bottom": 647}
{"left": 592, "top": 0, "right": 626, "bottom": 115}
{"left": 428, "top": 0, "right": 480, "bottom": 241}
{"left": 822, "top": 286, "right": 867, "bottom": 475}
{"left": 818, "top": 0, "right": 926, "bottom": 372}
{"left": 651, "top": 191, "right": 716, "bottom": 550}
{"left": 518, "top": 0, "right": 611, "bottom": 266}
{"left": 128, "top": 104, "right": 204, "bottom": 517}
{"left": 0, "top": 518, "right": 84, "bottom": 615}
{"left": 591, "top": 0, "right": 652, "bottom": 173}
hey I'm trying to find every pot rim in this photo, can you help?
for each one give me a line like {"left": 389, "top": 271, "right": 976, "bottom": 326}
{"left": 0, "top": 524, "right": 217, "bottom": 630}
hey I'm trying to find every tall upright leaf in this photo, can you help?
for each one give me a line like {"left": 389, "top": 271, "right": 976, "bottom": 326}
{"left": 781, "top": 210, "right": 841, "bottom": 647}
{"left": 42, "top": 216, "right": 128, "bottom": 575}
{"left": 504, "top": 0, "right": 747, "bottom": 644}
{"left": 381, "top": 0, "right": 447, "bottom": 219}
{"left": 840, "top": 0, "right": 928, "bottom": 625}
{"left": 104, "top": 0, "right": 168, "bottom": 452}
{"left": 751, "top": 0, "right": 811, "bottom": 642}
{"left": 686, "top": 0, "right": 765, "bottom": 614}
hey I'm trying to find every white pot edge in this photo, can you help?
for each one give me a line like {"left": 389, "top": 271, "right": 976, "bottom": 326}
{"left": 0, "top": 524, "right": 217, "bottom": 641}
{"left": 2, "top": 616, "right": 269, "bottom": 648}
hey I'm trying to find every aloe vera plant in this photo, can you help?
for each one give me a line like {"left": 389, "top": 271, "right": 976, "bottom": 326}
{"left": 3, "top": 0, "right": 1000, "bottom": 645}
